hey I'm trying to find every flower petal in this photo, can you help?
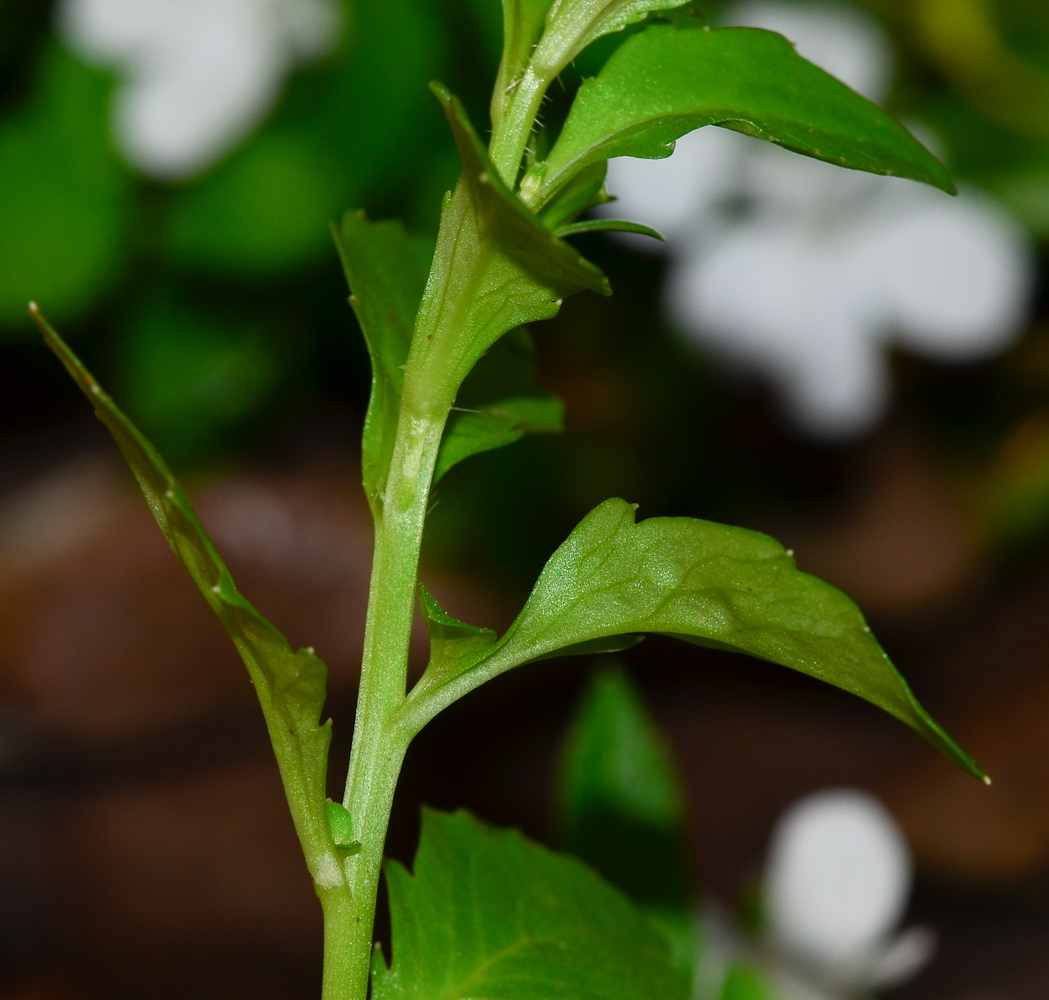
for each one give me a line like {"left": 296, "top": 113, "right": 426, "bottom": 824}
{"left": 850, "top": 185, "right": 1033, "bottom": 361}
{"left": 57, "top": 0, "right": 343, "bottom": 179}
{"left": 763, "top": 789, "right": 913, "bottom": 972}
{"left": 667, "top": 218, "right": 890, "bottom": 438}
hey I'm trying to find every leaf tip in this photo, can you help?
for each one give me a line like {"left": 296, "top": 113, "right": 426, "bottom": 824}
{"left": 428, "top": 79, "right": 453, "bottom": 106}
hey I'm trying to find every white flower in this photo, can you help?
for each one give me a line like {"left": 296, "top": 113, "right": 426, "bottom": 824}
{"left": 760, "top": 789, "right": 934, "bottom": 999}
{"left": 56, "top": 0, "right": 343, "bottom": 180}
{"left": 603, "top": 1, "right": 1033, "bottom": 439}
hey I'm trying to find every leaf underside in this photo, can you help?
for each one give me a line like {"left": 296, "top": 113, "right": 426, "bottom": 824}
{"left": 333, "top": 211, "right": 433, "bottom": 517}
{"left": 419, "top": 584, "right": 499, "bottom": 680}
{"left": 31, "top": 308, "right": 334, "bottom": 868}
{"left": 425, "top": 83, "right": 610, "bottom": 388}
{"left": 536, "top": 25, "right": 955, "bottom": 205}
{"left": 372, "top": 809, "right": 688, "bottom": 1000}
{"left": 435, "top": 394, "right": 564, "bottom": 482}
{"left": 415, "top": 498, "right": 982, "bottom": 780}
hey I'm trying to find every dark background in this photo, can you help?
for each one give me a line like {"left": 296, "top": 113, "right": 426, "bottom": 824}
{"left": 1, "top": 1, "right": 1049, "bottom": 997}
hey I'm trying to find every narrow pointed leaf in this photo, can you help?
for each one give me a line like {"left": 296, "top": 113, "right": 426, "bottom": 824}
{"left": 333, "top": 212, "right": 433, "bottom": 517}
{"left": 407, "top": 498, "right": 982, "bottom": 780}
{"left": 419, "top": 585, "right": 498, "bottom": 679}
{"left": 31, "top": 306, "right": 342, "bottom": 888}
{"left": 434, "top": 394, "right": 564, "bottom": 482}
{"left": 372, "top": 809, "right": 688, "bottom": 1000}
{"left": 555, "top": 218, "right": 664, "bottom": 239}
{"left": 417, "top": 85, "right": 609, "bottom": 393}
{"left": 534, "top": 25, "right": 954, "bottom": 206}
{"left": 538, "top": 160, "right": 612, "bottom": 230}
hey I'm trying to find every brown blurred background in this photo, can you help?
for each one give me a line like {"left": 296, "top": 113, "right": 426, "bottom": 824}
{"left": 3, "top": 0, "right": 1049, "bottom": 998}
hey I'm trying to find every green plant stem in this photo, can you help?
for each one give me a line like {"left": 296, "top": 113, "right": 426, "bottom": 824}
{"left": 325, "top": 127, "right": 543, "bottom": 996}
{"left": 331, "top": 410, "right": 446, "bottom": 1000}
{"left": 489, "top": 67, "right": 547, "bottom": 186}
{"left": 329, "top": 202, "right": 476, "bottom": 996}
{"left": 318, "top": 888, "right": 364, "bottom": 1000}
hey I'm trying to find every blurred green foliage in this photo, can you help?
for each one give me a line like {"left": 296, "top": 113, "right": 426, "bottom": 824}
{"left": 1, "top": 0, "right": 1048, "bottom": 570}
{"left": 0, "top": 43, "right": 129, "bottom": 327}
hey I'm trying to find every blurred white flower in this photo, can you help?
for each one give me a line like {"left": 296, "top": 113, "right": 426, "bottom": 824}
{"left": 56, "top": 0, "right": 343, "bottom": 180}
{"left": 761, "top": 789, "right": 934, "bottom": 999}
{"left": 603, "top": 1, "right": 1033, "bottom": 439}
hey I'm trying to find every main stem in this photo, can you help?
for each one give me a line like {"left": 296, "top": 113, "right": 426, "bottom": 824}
{"left": 325, "top": 393, "right": 448, "bottom": 1000}
{"left": 321, "top": 97, "right": 535, "bottom": 997}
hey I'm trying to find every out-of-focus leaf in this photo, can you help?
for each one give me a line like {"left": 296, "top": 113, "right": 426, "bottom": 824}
{"left": 415, "top": 85, "right": 608, "bottom": 396}
{"left": 559, "top": 665, "right": 688, "bottom": 908}
{"left": 333, "top": 211, "right": 433, "bottom": 516}
{"left": 0, "top": 44, "right": 130, "bottom": 330}
{"left": 719, "top": 965, "right": 775, "bottom": 1000}
{"left": 434, "top": 394, "right": 564, "bottom": 482}
{"left": 166, "top": 128, "right": 343, "bottom": 273}
{"left": 301, "top": 0, "right": 447, "bottom": 203}
{"left": 530, "top": 25, "right": 954, "bottom": 207}
{"left": 31, "top": 308, "right": 341, "bottom": 889}
{"left": 165, "top": 0, "right": 446, "bottom": 275}
{"left": 402, "top": 498, "right": 983, "bottom": 782}
{"left": 915, "top": 0, "right": 1049, "bottom": 141}
{"left": 121, "top": 294, "right": 284, "bottom": 464}
{"left": 372, "top": 809, "right": 688, "bottom": 1000}
{"left": 559, "top": 665, "right": 696, "bottom": 983}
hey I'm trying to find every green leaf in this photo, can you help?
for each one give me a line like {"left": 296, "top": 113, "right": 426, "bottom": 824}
{"left": 559, "top": 665, "right": 689, "bottom": 908}
{"left": 433, "top": 326, "right": 568, "bottom": 479}
{"left": 719, "top": 965, "right": 775, "bottom": 1000}
{"left": 434, "top": 394, "right": 564, "bottom": 482}
{"left": 537, "top": 160, "right": 612, "bottom": 230}
{"left": 30, "top": 307, "right": 343, "bottom": 889}
{"left": 528, "top": 635, "right": 644, "bottom": 661}
{"left": 405, "top": 498, "right": 983, "bottom": 781}
{"left": 333, "top": 211, "right": 434, "bottom": 516}
{"left": 416, "top": 85, "right": 609, "bottom": 395}
{"left": 419, "top": 584, "right": 498, "bottom": 680}
{"left": 325, "top": 800, "right": 363, "bottom": 856}
{"left": 372, "top": 809, "right": 688, "bottom": 1000}
{"left": 555, "top": 218, "right": 664, "bottom": 239}
{"left": 530, "top": 25, "right": 954, "bottom": 207}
